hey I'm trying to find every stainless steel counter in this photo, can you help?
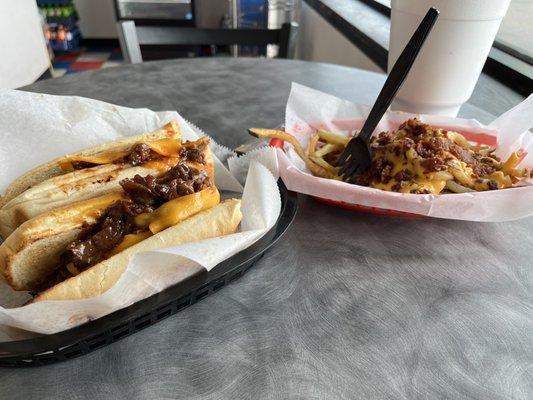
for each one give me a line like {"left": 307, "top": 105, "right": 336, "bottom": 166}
{"left": 1, "top": 58, "right": 531, "bottom": 400}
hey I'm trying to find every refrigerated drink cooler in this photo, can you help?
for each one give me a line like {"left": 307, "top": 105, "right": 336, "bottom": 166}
{"left": 114, "top": 0, "right": 195, "bottom": 25}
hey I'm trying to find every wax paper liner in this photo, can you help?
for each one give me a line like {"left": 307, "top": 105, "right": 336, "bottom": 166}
{"left": 0, "top": 90, "right": 280, "bottom": 339}
{"left": 273, "top": 83, "right": 533, "bottom": 222}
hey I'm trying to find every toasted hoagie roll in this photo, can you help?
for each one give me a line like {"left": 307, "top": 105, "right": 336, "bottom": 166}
{"left": 0, "top": 145, "right": 242, "bottom": 300}
{"left": 0, "top": 122, "right": 214, "bottom": 238}
{"left": 0, "top": 192, "right": 129, "bottom": 290}
{"left": 0, "top": 121, "right": 180, "bottom": 208}
{"left": 33, "top": 199, "right": 241, "bottom": 302}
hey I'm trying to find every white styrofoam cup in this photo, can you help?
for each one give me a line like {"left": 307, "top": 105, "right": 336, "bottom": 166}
{"left": 389, "top": 0, "right": 511, "bottom": 117}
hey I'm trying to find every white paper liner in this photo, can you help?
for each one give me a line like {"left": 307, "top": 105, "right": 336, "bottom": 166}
{"left": 228, "top": 146, "right": 279, "bottom": 185}
{"left": 276, "top": 83, "right": 533, "bottom": 222}
{"left": 0, "top": 90, "right": 280, "bottom": 339}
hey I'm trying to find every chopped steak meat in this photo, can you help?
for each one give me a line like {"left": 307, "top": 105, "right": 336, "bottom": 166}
{"left": 37, "top": 200, "right": 150, "bottom": 292}
{"left": 125, "top": 143, "right": 159, "bottom": 166}
{"left": 393, "top": 169, "right": 413, "bottom": 181}
{"left": 37, "top": 139, "right": 213, "bottom": 294}
{"left": 60, "top": 201, "right": 141, "bottom": 272}
{"left": 391, "top": 182, "right": 402, "bottom": 192}
{"left": 69, "top": 138, "right": 208, "bottom": 170}
{"left": 427, "top": 137, "right": 450, "bottom": 152}
{"left": 380, "top": 163, "right": 393, "bottom": 184}
{"left": 449, "top": 143, "right": 477, "bottom": 164}
{"left": 120, "top": 163, "right": 209, "bottom": 206}
{"left": 415, "top": 141, "right": 434, "bottom": 158}
{"left": 473, "top": 160, "right": 497, "bottom": 176}
{"left": 307, "top": 117, "right": 526, "bottom": 194}
{"left": 119, "top": 175, "right": 158, "bottom": 205}
{"left": 487, "top": 180, "right": 499, "bottom": 190}
{"left": 420, "top": 157, "right": 447, "bottom": 173}
{"left": 43, "top": 162, "right": 210, "bottom": 291}
{"left": 122, "top": 139, "right": 209, "bottom": 166}
{"left": 362, "top": 118, "right": 511, "bottom": 193}
{"left": 60, "top": 162, "right": 208, "bottom": 276}
{"left": 354, "top": 169, "right": 372, "bottom": 186}
{"left": 399, "top": 118, "right": 432, "bottom": 137}
{"left": 403, "top": 137, "right": 415, "bottom": 149}
{"left": 71, "top": 143, "right": 161, "bottom": 170}
{"left": 121, "top": 200, "right": 154, "bottom": 216}
{"left": 179, "top": 142, "right": 207, "bottom": 164}
{"left": 375, "top": 131, "right": 394, "bottom": 146}
{"left": 366, "top": 119, "right": 512, "bottom": 193}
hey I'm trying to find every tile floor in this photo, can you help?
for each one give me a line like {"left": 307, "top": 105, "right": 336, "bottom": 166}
{"left": 51, "top": 47, "right": 124, "bottom": 77}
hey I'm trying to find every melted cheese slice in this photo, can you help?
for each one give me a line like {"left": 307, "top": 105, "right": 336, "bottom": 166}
{"left": 135, "top": 186, "right": 220, "bottom": 234}
{"left": 145, "top": 138, "right": 182, "bottom": 157}
{"left": 59, "top": 139, "right": 182, "bottom": 170}
{"left": 58, "top": 149, "right": 131, "bottom": 171}
{"left": 142, "top": 157, "right": 181, "bottom": 173}
{"left": 87, "top": 186, "right": 219, "bottom": 259}
{"left": 108, "top": 231, "right": 153, "bottom": 257}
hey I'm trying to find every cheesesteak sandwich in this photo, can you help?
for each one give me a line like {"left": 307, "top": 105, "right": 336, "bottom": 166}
{"left": 0, "top": 120, "right": 212, "bottom": 238}
{"left": 0, "top": 133, "right": 242, "bottom": 302}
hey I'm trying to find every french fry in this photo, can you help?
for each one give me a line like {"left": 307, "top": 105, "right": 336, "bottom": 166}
{"left": 501, "top": 151, "right": 523, "bottom": 175}
{"left": 249, "top": 128, "right": 308, "bottom": 159}
{"left": 486, "top": 171, "right": 513, "bottom": 188}
{"left": 307, "top": 160, "right": 338, "bottom": 179}
{"left": 249, "top": 128, "right": 336, "bottom": 179}
{"left": 307, "top": 133, "right": 319, "bottom": 156}
{"left": 432, "top": 171, "right": 453, "bottom": 181}
{"left": 509, "top": 168, "right": 528, "bottom": 178}
{"left": 309, "top": 155, "right": 338, "bottom": 173}
{"left": 448, "top": 162, "right": 476, "bottom": 188}
{"left": 314, "top": 143, "right": 343, "bottom": 158}
{"left": 472, "top": 145, "right": 494, "bottom": 156}
{"left": 478, "top": 156, "right": 501, "bottom": 167}
{"left": 447, "top": 131, "right": 471, "bottom": 149}
{"left": 317, "top": 129, "right": 351, "bottom": 146}
{"left": 445, "top": 180, "right": 474, "bottom": 193}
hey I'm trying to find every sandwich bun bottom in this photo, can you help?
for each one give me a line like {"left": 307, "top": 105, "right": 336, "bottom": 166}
{"left": 0, "top": 192, "right": 126, "bottom": 291}
{"left": 33, "top": 198, "right": 242, "bottom": 302}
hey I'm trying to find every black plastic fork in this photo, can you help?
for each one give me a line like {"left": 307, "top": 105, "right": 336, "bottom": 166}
{"left": 338, "top": 7, "right": 440, "bottom": 182}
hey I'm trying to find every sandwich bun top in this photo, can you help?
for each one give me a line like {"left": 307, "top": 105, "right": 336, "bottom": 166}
{"left": 0, "top": 121, "right": 181, "bottom": 208}
{"left": 0, "top": 136, "right": 213, "bottom": 239}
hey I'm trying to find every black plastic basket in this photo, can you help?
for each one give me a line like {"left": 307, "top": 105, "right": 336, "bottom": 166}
{"left": 0, "top": 181, "right": 298, "bottom": 367}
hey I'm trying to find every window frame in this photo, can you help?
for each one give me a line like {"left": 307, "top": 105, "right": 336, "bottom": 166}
{"left": 359, "top": 0, "right": 532, "bottom": 95}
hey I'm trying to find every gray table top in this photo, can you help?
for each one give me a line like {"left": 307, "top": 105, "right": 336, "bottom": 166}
{"left": 2, "top": 58, "right": 531, "bottom": 400}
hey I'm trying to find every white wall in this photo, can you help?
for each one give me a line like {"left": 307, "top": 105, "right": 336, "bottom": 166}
{"left": 74, "top": 0, "right": 118, "bottom": 38}
{"left": 295, "top": 2, "right": 381, "bottom": 73}
{"left": 0, "top": 0, "right": 50, "bottom": 88}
